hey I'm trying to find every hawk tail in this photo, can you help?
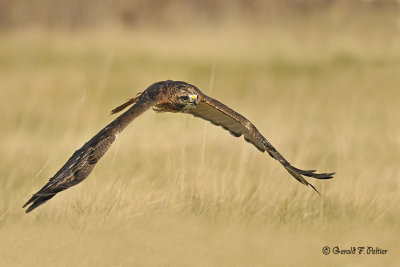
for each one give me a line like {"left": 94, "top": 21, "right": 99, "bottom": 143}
{"left": 111, "top": 92, "right": 143, "bottom": 114}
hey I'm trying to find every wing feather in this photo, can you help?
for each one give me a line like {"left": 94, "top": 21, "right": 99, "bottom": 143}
{"left": 23, "top": 95, "right": 157, "bottom": 213}
{"left": 189, "top": 94, "right": 334, "bottom": 194}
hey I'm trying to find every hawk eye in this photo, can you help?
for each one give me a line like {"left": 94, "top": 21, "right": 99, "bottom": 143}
{"left": 179, "top": 96, "right": 189, "bottom": 101}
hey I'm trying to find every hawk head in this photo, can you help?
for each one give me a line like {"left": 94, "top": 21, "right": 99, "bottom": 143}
{"left": 174, "top": 85, "right": 198, "bottom": 111}
{"left": 153, "top": 81, "right": 199, "bottom": 113}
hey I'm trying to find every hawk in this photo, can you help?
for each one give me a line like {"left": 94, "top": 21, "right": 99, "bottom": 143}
{"left": 23, "top": 80, "right": 334, "bottom": 213}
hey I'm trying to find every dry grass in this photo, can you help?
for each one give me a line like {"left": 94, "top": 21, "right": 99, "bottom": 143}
{"left": 1, "top": 22, "right": 400, "bottom": 266}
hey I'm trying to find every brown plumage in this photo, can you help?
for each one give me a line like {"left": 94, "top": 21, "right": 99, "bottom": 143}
{"left": 23, "top": 80, "right": 334, "bottom": 213}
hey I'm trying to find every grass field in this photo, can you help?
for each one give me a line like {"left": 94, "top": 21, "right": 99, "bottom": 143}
{"left": 1, "top": 23, "right": 400, "bottom": 266}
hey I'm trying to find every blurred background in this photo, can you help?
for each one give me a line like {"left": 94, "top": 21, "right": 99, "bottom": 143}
{"left": 1, "top": 1, "right": 400, "bottom": 266}
{"left": 0, "top": 0, "right": 399, "bottom": 31}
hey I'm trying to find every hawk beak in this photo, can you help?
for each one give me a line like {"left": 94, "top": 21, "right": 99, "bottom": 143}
{"left": 189, "top": 95, "right": 198, "bottom": 105}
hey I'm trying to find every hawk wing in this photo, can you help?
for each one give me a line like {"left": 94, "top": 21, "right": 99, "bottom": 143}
{"left": 188, "top": 94, "right": 334, "bottom": 194}
{"left": 23, "top": 95, "right": 156, "bottom": 213}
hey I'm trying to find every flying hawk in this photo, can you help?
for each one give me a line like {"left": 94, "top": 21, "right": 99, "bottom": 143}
{"left": 23, "top": 80, "right": 334, "bottom": 213}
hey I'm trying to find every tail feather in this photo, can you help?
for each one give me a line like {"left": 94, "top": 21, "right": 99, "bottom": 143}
{"left": 111, "top": 92, "right": 142, "bottom": 114}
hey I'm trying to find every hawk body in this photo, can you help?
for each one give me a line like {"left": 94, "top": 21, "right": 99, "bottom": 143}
{"left": 23, "top": 80, "right": 334, "bottom": 213}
